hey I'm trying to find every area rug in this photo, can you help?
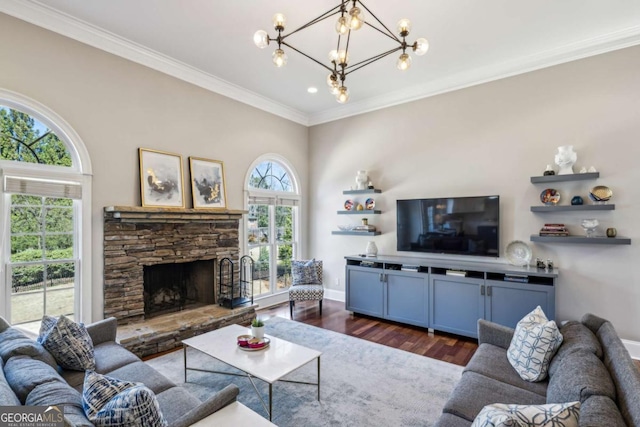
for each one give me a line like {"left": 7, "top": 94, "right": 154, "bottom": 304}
{"left": 145, "top": 316, "right": 462, "bottom": 426}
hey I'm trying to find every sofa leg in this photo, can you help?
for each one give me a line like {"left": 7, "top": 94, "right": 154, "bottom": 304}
{"left": 289, "top": 301, "right": 294, "bottom": 319}
{"left": 319, "top": 300, "right": 323, "bottom": 316}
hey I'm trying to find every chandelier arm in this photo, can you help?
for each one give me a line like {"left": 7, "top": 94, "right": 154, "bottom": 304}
{"left": 280, "top": 41, "right": 336, "bottom": 74}
{"left": 281, "top": 6, "right": 343, "bottom": 40}
{"left": 344, "top": 47, "right": 402, "bottom": 76}
{"left": 357, "top": 0, "right": 401, "bottom": 42}
{"left": 364, "top": 22, "right": 401, "bottom": 43}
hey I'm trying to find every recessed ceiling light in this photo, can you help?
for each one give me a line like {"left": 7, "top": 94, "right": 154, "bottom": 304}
{"left": 307, "top": 87, "right": 318, "bottom": 94}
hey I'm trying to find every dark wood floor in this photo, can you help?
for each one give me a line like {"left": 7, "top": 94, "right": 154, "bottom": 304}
{"left": 257, "top": 298, "right": 478, "bottom": 367}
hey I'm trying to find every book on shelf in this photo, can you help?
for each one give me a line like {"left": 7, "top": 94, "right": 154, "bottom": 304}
{"left": 539, "top": 232, "right": 569, "bottom": 236}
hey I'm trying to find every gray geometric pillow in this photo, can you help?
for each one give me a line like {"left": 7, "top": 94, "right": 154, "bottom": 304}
{"left": 471, "top": 401, "right": 580, "bottom": 427}
{"left": 507, "top": 306, "right": 563, "bottom": 382}
{"left": 292, "top": 259, "right": 320, "bottom": 286}
{"left": 82, "top": 371, "right": 167, "bottom": 427}
{"left": 37, "top": 315, "right": 95, "bottom": 371}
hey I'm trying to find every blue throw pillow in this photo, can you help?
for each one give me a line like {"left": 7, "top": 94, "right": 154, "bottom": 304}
{"left": 37, "top": 315, "right": 95, "bottom": 371}
{"left": 82, "top": 371, "right": 167, "bottom": 427}
{"left": 292, "top": 259, "right": 320, "bottom": 286}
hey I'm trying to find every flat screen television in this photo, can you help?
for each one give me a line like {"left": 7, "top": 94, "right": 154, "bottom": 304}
{"left": 396, "top": 195, "right": 499, "bottom": 257}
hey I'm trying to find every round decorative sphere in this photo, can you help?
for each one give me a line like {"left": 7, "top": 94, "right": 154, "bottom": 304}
{"left": 571, "top": 196, "right": 584, "bottom": 205}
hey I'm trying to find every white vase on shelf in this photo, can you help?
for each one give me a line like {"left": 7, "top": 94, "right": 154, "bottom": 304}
{"left": 554, "top": 145, "right": 577, "bottom": 175}
{"left": 366, "top": 241, "right": 378, "bottom": 257}
{"left": 355, "top": 170, "right": 369, "bottom": 190}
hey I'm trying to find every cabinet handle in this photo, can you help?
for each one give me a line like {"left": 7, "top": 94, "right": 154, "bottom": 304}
{"left": 487, "top": 286, "right": 492, "bottom": 297}
{"left": 480, "top": 285, "right": 485, "bottom": 296}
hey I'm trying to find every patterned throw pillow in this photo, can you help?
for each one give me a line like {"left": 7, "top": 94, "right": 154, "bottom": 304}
{"left": 37, "top": 315, "right": 96, "bottom": 371}
{"left": 507, "top": 306, "right": 563, "bottom": 382}
{"left": 471, "top": 401, "right": 580, "bottom": 427}
{"left": 292, "top": 259, "right": 320, "bottom": 286}
{"left": 82, "top": 371, "right": 167, "bottom": 427}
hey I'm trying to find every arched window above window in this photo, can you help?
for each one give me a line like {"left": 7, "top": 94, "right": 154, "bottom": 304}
{"left": 0, "top": 106, "right": 72, "bottom": 167}
{"left": 248, "top": 161, "right": 295, "bottom": 193}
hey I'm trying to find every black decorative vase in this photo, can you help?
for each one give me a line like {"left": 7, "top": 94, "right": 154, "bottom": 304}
{"left": 571, "top": 196, "right": 584, "bottom": 206}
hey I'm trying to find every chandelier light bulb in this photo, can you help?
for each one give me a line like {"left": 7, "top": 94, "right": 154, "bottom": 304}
{"left": 396, "top": 53, "right": 412, "bottom": 71}
{"left": 337, "top": 49, "right": 349, "bottom": 65}
{"left": 327, "top": 73, "right": 338, "bottom": 87}
{"left": 328, "top": 49, "right": 338, "bottom": 62}
{"left": 272, "top": 49, "right": 288, "bottom": 67}
{"left": 347, "top": 6, "right": 365, "bottom": 30}
{"left": 397, "top": 19, "right": 412, "bottom": 37}
{"left": 335, "top": 16, "right": 349, "bottom": 35}
{"left": 413, "top": 38, "right": 429, "bottom": 56}
{"left": 336, "top": 86, "right": 350, "bottom": 103}
{"left": 253, "top": 30, "right": 270, "bottom": 49}
{"left": 272, "top": 13, "right": 286, "bottom": 30}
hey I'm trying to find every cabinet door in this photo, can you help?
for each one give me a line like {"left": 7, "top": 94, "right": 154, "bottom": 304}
{"left": 429, "top": 275, "right": 485, "bottom": 338}
{"left": 385, "top": 272, "right": 429, "bottom": 327}
{"left": 346, "top": 267, "right": 384, "bottom": 317}
{"left": 485, "top": 280, "right": 556, "bottom": 328}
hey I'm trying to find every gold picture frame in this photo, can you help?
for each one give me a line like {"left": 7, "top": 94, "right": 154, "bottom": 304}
{"left": 138, "top": 148, "right": 185, "bottom": 208}
{"left": 189, "top": 156, "right": 228, "bottom": 210}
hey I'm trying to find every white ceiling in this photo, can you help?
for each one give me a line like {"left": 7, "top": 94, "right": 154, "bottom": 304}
{"left": 2, "top": 0, "right": 640, "bottom": 125}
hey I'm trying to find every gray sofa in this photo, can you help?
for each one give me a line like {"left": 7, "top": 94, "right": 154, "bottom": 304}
{"left": 0, "top": 316, "right": 239, "bottom": 426}
{"left": 435, "top": 313, "right": 640, "bottom": 427}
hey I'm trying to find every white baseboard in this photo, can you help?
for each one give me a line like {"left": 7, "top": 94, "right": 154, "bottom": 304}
{"left": 622, "top": 339, "right": 640, "bottom": 360}
{"left": 324, "top": 289, "right": 345, "bottom": 303}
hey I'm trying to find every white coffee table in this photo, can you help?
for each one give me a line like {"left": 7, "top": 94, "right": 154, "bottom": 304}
{"left": 182, "top": 324, "right": 322, "bottom": 421}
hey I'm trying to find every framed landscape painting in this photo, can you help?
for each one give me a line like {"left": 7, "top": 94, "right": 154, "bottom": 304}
{"left": 139, "top": 148, "right": 185, "bottom": 208}
{"left": 189, "top": 157, "right": 227, "bottom": 210}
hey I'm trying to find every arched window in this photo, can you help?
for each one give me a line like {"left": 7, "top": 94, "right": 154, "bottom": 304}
{"left": 0, "top": 90, "right": 92, "bottom": 329}
{"left": 245, "top": 156, "right": 300, "bottom": 299}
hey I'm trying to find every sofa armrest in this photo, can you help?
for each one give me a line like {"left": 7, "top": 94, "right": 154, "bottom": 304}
{"left": 477, "top": 319, "right": 514, "bottom": 349}
{"left": 86, "top": 317, "right": 118, "bottom": 346}
{"left": 172, "top": 384, "right": 239, "bottom": 427}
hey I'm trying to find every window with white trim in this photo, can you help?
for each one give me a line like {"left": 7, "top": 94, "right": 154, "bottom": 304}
{"left": 245, "top": 158, "right": 300, "bottom": 298}
{"left": 1, "top": 98, "right": 90, "bottom": 329}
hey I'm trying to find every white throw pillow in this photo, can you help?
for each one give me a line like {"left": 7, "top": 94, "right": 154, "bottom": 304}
{"left": 507, "top": 306, "right": 563, "bottom": 382}
{"left": 471, "top": 401, "right": 580, "bottom": 427}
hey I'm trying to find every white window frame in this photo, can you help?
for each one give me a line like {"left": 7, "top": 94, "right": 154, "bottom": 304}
{"left": 244, "top": 154, "right": 301, "bottom": 307}
{"left": 0, "top": 89, "right": 93, "bottom": 323}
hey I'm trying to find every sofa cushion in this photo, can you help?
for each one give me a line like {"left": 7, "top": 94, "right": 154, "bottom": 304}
{"left": 104, "top": 361, "right": 175, "bottom": 395}
{"left": 292, "top": 259, "right": 320, "bottom": 285}
{"left": 579, "top": 395, "right": 626, "bottom": 427}
{"left": 26, "top": 379, "right": 84, "bottom": 412}
{"left": 507, "top": 306, "right": 563, "bottom": 382}
{"left": 464, "top": 343, "right": 547, "bottom": 397}
{"left": 0, "top": 327, "right": 57, "bottom": 368}
{"left": 547, "top": 349, "right": 616, "bottom": 404}
{"left": 38, "top": 315, "right": 96, "bottom": 371}
{"left": 4, "top": 355, "right": 65, "bottom": 403}
{"left": 443, "top": 371, "right": 546, "bottom": 422}
{"left": 434, "top": 413, "right": 472, "bottom": 427}
{"left": 0, "top": 316, "right": 10, "bottom": 332}
{"left": 93, "top": 341, "right": 141, "bottom": 373}
{"left": 155, "top": 386, "right": 201, "bottom": 425}
{"left": 82, "top": 371, "right": 167, "bottom": 427}
{"left": 549, "top": 320, "right": 603, "bottom": 377}
{"left": 0, "top": 358, "right": 20, "bottom": 406}
{"left": 471, "top": 401, "right": 580, "bottom": 427}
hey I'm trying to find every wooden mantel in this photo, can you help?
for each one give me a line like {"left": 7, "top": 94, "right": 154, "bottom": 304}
{"left": 104, "top": 206, "right": 247, "bottom": 223}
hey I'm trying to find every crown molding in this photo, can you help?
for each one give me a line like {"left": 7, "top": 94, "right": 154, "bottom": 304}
{"left": 308, "top": 25, "right": 640, "bottom": 126}
{"left": 2, "top": 1, "right": 640, "bottom": 127}
{"left": 0, "top": 0, "right": 310, "bottom": 126}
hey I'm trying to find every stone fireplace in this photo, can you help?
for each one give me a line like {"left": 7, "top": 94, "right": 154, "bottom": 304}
{"left": 103, "top": 206, "right": 244, "bottom": 325}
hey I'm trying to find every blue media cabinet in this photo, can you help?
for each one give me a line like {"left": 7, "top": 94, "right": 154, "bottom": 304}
{"left": 345, "top": 255, "right": 557, "bottom": 338}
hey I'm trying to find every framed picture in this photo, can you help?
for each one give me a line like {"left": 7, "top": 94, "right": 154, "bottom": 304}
{"left": 189, "top": 156, "right": 227, "bottom": 210}
{"left": 138, "top": 148, "right": 185, "bottom": 208}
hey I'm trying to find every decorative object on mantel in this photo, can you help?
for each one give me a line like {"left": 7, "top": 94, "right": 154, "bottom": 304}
{"left": 138, "top": 148, "right": 185, "bottom": 208}
{"left": 355, "top": 170, "right": 369, "bottom": 190}
{"left": 589, "top": 185, "right": 612, "bottom": 204}
{"left": 579, "top": 166, "right": 588, "bottom": 173}
{"left": 189, "top": 157, "right": 227, "bottom": 210}
{"left": 570, "top": 196, "right": 584, "bottom": 205}
{"left": 253, "top": 1, "right": 429, "bottom": 103}
{"left": 554, "top": 145, "right": 577, "bottom": 175}
{"left": 344, "top": 199, "right": 354, "bottom": 210}
{"left": 543, "top": 165, "right": 555, "bottom": 176}
{"left": 365, "top": 198, "right": 375, "bottom": 210}
{"left": 365, "top": 241, "right": 378, "bottom": 257}
{"left": 367, "top": 181, "right": 374, "bottom": 189}
{"left": 356, "top": 203, "right": 364, "bottom": 211}
{"left": 540, "top": 188, "right": 561, "bottom": 205}
{"left": 505, "top": 240, "right": 532, "bottom": 266}
{"left": 606, "top": 228, "right": 617, "bottom": 238}
{"left": 581, "top": 219, "right": 599, "bottom": 238}
{"left": 588, "top": 166, "right": 597, "bottom": 173}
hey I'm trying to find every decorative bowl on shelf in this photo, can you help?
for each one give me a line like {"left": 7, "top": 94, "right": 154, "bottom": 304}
{"left": 589, "top": 186, "right": 612, "bottom": 203}
{"left": 540, "top": 189, "right": 561, "bottom": 205}
{"left": 337, "top": 224, "right": 355, "bottom": 231}
{"left": 505, "top": 240, "right": 533, "bottom": 266}
{"left": 581, "top": 219, "right": 599, "bottom": 237}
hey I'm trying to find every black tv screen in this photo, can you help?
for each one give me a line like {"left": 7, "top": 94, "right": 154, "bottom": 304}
{"left": 396, "top": 195, "right": 500, "bottom": 257}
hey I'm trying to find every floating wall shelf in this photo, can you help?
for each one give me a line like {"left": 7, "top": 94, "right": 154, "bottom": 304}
{"left": 530, "top": 172, "right": 599, "bottom": 184}
{"left": 332, "top": 231, "right": 381, "bottom": 236}
{"left": 530, "top": 235, "right": 631, "bottom": 245}
{"left": 531, "top": 204, "right": 615, "bottom": 212}
{"left": 338, "top": 210, "right": 381, "bottom": 215}
{"left": 343, "top": 189, "right": 382, "bottom": 195}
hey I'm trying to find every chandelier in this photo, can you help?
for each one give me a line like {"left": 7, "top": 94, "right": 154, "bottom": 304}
{"left": 253, "top": 0, "right": 429, "bottom": 104}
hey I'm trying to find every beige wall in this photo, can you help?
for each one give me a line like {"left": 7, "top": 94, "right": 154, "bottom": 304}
{"left": 309, "top": 45, "right": 640, "bottom": 341}
{"left": 0, "top": 14, "right": 309, "bottom": 321}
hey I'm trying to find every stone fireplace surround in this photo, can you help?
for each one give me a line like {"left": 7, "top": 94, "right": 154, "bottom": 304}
{"left": 103, "top": 206, "right": 256, "bottom": 357}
